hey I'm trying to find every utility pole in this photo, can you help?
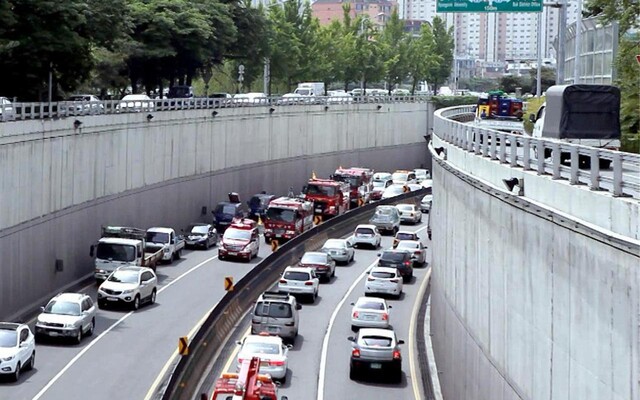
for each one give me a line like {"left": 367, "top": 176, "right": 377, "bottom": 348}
{"left": 556, "top": 0, "right": 567, "bottom": 83}
{"left": 536, "top": 12, "right": 543, "bottom": 97}
{"left": 573, "top": 0, "right": 583, "bottom": 83}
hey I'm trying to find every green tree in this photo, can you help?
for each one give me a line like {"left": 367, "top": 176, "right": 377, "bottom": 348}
{"left": 406, "top": 23, "right": 440, "bottom": 94}
{"left": 379, "top": 9, "right": 408, "bottom": 94}
{"left": 430, "top": 16, "right": 454, "bottom": 94}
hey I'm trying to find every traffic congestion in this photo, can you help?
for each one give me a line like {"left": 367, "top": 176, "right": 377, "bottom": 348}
{"left": 0, "top": 166, "right": 433, "bottom": 400}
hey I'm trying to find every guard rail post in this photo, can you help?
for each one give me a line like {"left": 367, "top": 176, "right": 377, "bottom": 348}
{"left": 536, "top": 141, "right": 545, "bottom": 175}
{"left": 551, "top": 143, "right": 561, "bottom": 179}
{"left": 569, "top": 147, "right": 580, "bottom": 185}
{"left": 612, "top": 153, "right": 623, "bottom": 196}
{"left": 589, "top": 148, "right": 601, "bottom": 191}
{"left": 498, "top": 133, "right": 506, "bottom": 163}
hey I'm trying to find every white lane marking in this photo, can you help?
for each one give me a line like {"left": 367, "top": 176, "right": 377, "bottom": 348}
{"left": 143, "top": 303, "right": 218, "bottom": 400}
{"left": 316, "top": 259, "right": 377, "bottom": 400}
{"left": 32, "top": 254, "right": 219, "bottom": 400}
{"left": 409, "top": 267, "right": 432, "bottom": 400}
{"left": 316, "top": 224, "right": 429, "bottom": 400}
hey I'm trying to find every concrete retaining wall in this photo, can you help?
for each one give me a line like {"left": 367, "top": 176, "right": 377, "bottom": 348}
{"left": 430, "top": 147, "right": 640, "bottom": 400}
{"left": 0, "top": 102, "right": 433, "bottom": 319}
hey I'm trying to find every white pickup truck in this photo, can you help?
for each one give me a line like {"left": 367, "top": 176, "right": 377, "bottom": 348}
{"left": 145, "top": 227, "right": 186, "bottom": 264}
{"left": 91, "top": 226, "right": 164, "bottom": 283}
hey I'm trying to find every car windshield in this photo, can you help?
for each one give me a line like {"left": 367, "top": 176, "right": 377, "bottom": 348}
{"left": 301, "top": 253, "right": 327, "bottom": 264}
{"left": 380, "top": 252, "right": 406, "bottom": 262}
{"left": 360, "top": 335, "right": 393, "bottom": 347}
{"left": 108, "top": 270, "right": 139, "bottom": 284}
{"left": 323, "top": 239, "right": 345, "bottom": 249}
{"left": 96, "top": 243, "right": 136, "bottom": 262}
{"left": 296, "top": 88, "right": 311, "bottom": 96}
{"left": 216, "top": 204, "right": 237, "bottom": 215}
{"left": 356, "top": 300, "right": 385, "bottom": 310}
{"left": 392, "top": 172, "right": 408, "bottom": 182}
{"left": 396, "top": 233, "right": 416, "bottom": 241}
{"left": 305, "top": 184, "right": 335, "bottom": 197}
{"left": 0, "top": 330, "right": 17, "bottom": 348}
{"left": 284, "top": 271, "right": 311, "bottom": 281}
{"left": 44, "top": 300, "right": 81, "bottom": 316}
{"left": 335, "top": 175, "right": 360, "bottom": 188}
{"left": 415, "top": 170, "right": 428, "bottom": 178}
{"left": 371, "top": 270, "right": 396, "bottom": 279}
{"left": 385, "top": 186, "right": 405, "bottom": 195}
{"left": 397, "top": 242, "right": 419, "bottom": 250}
{"left": 372, "top": 180, "right": 386, "bottom": 188}
{"left": 356, "top": 228, "right": 374, "bottom": 235}
{"left": 254, "top": 302, "right": 292, "bottom": 318}
{"left": 224, "top": 228, "right": 251, "bottom": 241}
{"left": 266, "top": 207, "right": 295, "bottom": 223}
{"left": 397, "top": 205, "right": 413, "bottom": 211}
{"left": 146, "top": 231, "right": 170, "bottom": 244}
{"left": 69, "top": 96, "right": 92, "bottom": 101}
{"left": 242, "top": 342, "right": 280, "bottom": 355}
{"left": 190, "top": 225, "right": 209, "bottom": 235}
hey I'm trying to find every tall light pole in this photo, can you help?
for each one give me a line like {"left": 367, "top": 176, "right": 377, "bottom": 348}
{"left": 536, "top": 12, "right": 543, "bottom": 97}
{"left": 556, "top": 0, "right": 567, "bottom": 83}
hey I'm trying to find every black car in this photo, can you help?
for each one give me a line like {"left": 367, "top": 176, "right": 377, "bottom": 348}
{"left": 247, "top": 193, "right": 276, "bottom": 221}
{"left": 212, "top": 192, "right": 246, "bottom": 233}
{"left": 377, "top": 249, "right": 414, "bottom": 283}
{"left": 183, "top": 223, "right": 218, "bottom": 249}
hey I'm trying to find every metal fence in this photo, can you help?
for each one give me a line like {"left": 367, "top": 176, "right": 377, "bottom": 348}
{"left": 433, "top": 105, "right": 640, "bottom": 199}
{"left": 0, "top": 95, "right": 431, "bottom": 122}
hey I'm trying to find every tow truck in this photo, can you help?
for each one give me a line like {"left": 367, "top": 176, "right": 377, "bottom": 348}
{"left": 302, "top": 178, "right": 350, "bottom": 220}
{"left": 263, "top": 197, "right": 313, "bottom": 243}
{"left": 332, "top": 167, "right": 374, "bottom": 208}
{"left": 218, "top": 219, "right": 260, "bottom": 262}
{"left": 209, "top": 357, "right": 288, "bottom": 400}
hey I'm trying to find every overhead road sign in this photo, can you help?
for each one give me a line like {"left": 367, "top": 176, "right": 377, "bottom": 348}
{"left": 437, "top": 0, "right": 542, "bottom": 12}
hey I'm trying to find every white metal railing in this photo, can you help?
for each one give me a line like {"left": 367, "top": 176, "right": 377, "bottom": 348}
{"left": 0, "top": 95, "right": 431, "bottom": 122}
{"left": 433, "top": 105, "right": 640, "bottom": 199}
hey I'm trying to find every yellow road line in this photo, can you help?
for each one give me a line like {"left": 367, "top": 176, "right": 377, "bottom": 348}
{"left": 221, "top": 326, "right": 251, "bottom": 375}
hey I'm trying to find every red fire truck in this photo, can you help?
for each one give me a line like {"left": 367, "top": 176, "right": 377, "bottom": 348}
{"left": 302, "top": 178, "right": 350, "bottom": 219}
{"left": 209, "top": 357, "right": 287, "bottom": 400}
{"left": 332, "top": 167, "right": 374, "bottom": 208}
{"left": 263, "top": 197, "right": 313, "bottom": 243}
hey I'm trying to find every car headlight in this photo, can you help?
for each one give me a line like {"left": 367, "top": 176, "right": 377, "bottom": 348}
{"left": 96, "top": 269, "right": 106, "bottom": 274}
{"left": 163, "top": 247, "right": 171, "bottom": 253}
{"left": 2, "top": 356, "right": 14, "bottom": 361}
{"left": 122, "top": 289, "right": 134, "bottom": 294}
{"left": 64, "top": 323, "right": 76, "bottom": 328}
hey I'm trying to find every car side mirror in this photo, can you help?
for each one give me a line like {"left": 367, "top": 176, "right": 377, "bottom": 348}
{"left": 529, "top": 114, "right": 536, "bottom": 123}
{"left": 236, "top": 340, "right": 242, "bottom": 346}
{"left": 397, "top": 340, "right": 405, "bottom": 345}
{"left": 281, "top": 396, "right": 289, "bottom": 400}
{"left": 377, "top": 253, "right": 381, "bottom": 257}
{"left": 89, "top": 245, "right": 95, "bottom": 257}
{"left": 350, "top": 302, "right": 355, "bottom": 306}
{"left": 286, "top": 344, "right": 293, "bottom": 350}
{"left": 388, "top": 305, "right": 393, "bottom": 309}
{"left": 20, "top": 342, "right": 28, "bottom": 348}
{"left": 40, "top": 306, "right": 45, "bottom": 312}
{"left": 347, "top": 336, "right": 355, "bottom": 342}
{"left": 296, "top": 304, "right": 302, "bottom": 310}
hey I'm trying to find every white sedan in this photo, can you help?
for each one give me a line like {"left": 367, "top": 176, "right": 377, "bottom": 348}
{"left": 116, "top": 94, "right": 155, "bottom": 112}
{"left": 0, "top": 323, "right": 36, "bottom": 381}
{"left": 350, "top": 296, "right": 392, "bottom": 330}
{"left": 396, "top": 203, "right": 422, "bottom": 224}
{"left": 236, "top": 333, "right": 290, "bottom": 382}
{"left": 364, "top": 267, "right": 403, "bottom": 298}
{"left": 320, "top": 238, "right": 355, "bottom": 264}
{"left": 381, "top": 184, "right": 407, "bottom": 200}
{"left": 351, "top": 224, "right": 382, "bottom": 249}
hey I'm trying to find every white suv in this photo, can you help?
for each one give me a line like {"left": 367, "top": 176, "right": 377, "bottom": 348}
{"left": 278, "top": 266, "right": 319, "bottom": 302}
{"left": 97, "top": 266, "right": 157, "bottom": 310}
{"left": 35, "top": 293, "right": 97, "bottom": 344}
{"left": 352, "top": 224, "right": 382, "bottom": 249}
{"left": 0, "top": 323, "right": 35, "bottom": 381}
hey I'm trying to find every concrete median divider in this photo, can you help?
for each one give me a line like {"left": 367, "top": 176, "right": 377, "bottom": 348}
{"left": 161, "top": 189, "right": 428, "bottom": 400}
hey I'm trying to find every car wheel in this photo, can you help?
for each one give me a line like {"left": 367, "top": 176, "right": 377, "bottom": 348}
{"left": 132, "top": 295, "right": 140, "bottom": 311}
{"left": 12, "top": 362, "right": 21, "bottom": 382}
{"left": 350, "top": 253, "right": 354, "bottom": 263}
{"left": 205, "top": 241, "right": 210, "bottom": 250}
{"left": 351, "top": 324, "right": 359, "bottom": 332}
{"left": 87, "top": 318, "right": 95, "bottom": 337}
{"left": 278, "top": 373, "right": 287, "bottom": 384}
{"left": 393, "top": 367, "right": 402, "bottom": 383}
{"left": 349, "top": 366, "right": 358, "bottom": 381}
{"left": 27, "top": 352, "right": 35, "bottom": 371}
{"left": 97, "top": 300, "right": 106, "bottom": 310}
{"left": 331, "top": 268, "right": 335, "bottom": 278}
{"left": 150, "top": 289, "right": 157, "bottom": 304}
{"left": 74, "top": 328, "right": 82, "bottom": 344}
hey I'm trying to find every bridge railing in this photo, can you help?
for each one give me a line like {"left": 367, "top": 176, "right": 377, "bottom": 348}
{"left": 0, "top": 95, "right": 431, "bottom": 122}
{"left": 433, "top": 105, "right": 640, "bottom": 199}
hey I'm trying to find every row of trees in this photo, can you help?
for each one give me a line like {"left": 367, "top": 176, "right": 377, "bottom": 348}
{"left": 0, "top": 0, "right": 454, "bottom": 100}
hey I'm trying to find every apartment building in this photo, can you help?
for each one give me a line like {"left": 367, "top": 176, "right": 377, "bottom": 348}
{"left": 311, "top": 0, "right": 397, "bottom": 27}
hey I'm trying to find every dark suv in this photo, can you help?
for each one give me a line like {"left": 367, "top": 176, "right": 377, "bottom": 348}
{"left": 212, "top": 192, "right": 246, "bottom": 233}
{"left": 377, "top": 249, "right": 414, "bottom": 283}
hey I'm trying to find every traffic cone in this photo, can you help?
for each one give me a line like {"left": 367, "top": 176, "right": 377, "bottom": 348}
{"left": 312, "top": 170, "right": 317, "bottom": 179}
{"left": 257, "top": 215, "right": 263, "bottom": 225}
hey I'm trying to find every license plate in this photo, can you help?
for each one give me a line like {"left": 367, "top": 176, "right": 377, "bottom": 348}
{"left": 107, "top": 297, "right": 119, "bottom": 301}
{"left": 315, "top": 208, "right": 322, "bottom": 212}
{"left": 49, "top": 331, "right": 59, "bottom": 337}
{"left": 275, "top": 234, "right": 282, "bottom": 238}
{"left": 228, "top": 252, "right": 237, "bottom": 256}
{"left": 363, "top": 315, "right": 376, "bottom": 320}
{"left": 370, "top": 363, "right": 382, "bottom": 369}
{"left": 268, "top": 326, "right": 279, "bottom": 333}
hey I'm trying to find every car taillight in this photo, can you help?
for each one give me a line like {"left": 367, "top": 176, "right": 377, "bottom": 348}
{"left": 279, "top": 279, "right": 287, "bottom": 284}
{"left": 270, "top": 360, "right": 285, "bottom": 366}
{"left": 367, "top": 277, "right": 375, "bottom": 281}
{"left": 404, "top": 261, "right": 411, "bottom": 266}
{"left": 304, "top": 281, "right": 314, "bottom": 286}
{"left": 393, "top": 350, "right": 401, "bottom": 360}
{"left": 415, "top": 250, "right": 422, "bottom": 254}
{"left": 390, "top": 279, "right": 399, "bottom": 283}
{"left": 382, "top": 313, "right": 388, "bottom": 321}
{"left": 252, "top": 318, "right": 260, "bottom": 324}
{"left": 237, "top": 358, "right": 245, "bottom": 363}
{"left": 352, "top": 348, "right": 361, "bottom": 358}
{"left": 285, "top": 321, "right": 295, "bottom": 326}
{"left": 353, "top": 311, "right": 359, "bottom": 318}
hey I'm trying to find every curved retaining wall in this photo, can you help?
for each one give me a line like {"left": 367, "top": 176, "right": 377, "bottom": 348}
{"left": 0, "top": 102, "right": 433, "bottom": 319}
{"left": 429, "top": 139, "right": 640, "bottom": 398}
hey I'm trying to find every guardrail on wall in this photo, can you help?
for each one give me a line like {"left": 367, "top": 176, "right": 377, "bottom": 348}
{"left": 433, "top": 105, "right": 640, "bottom": 199}
{"left": 0, "top": 95, "right": 431, "bottom": 122}
{"left": 160, "top": 189, "right": 429, "bottom": 400}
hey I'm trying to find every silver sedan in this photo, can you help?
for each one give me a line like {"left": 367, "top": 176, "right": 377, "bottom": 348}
{"left": 320, "top": 238, "right": 355, "bottom": 264}
{"left": 395, "top": 240, "right": 426, "bottom": 267}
